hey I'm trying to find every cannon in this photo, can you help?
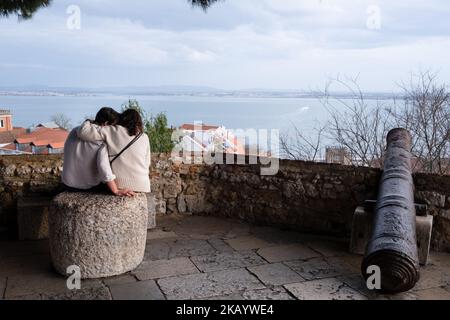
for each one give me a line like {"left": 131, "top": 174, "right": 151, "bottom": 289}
{"left": 361, "top": 128, "right": 420, "bottom": 293}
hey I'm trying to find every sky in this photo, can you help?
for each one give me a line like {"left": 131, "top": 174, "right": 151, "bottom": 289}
{"left": 1, "top": 0, "right": 450, "bottom": 91}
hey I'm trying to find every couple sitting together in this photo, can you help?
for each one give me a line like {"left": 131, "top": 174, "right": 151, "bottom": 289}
{"left": 61, "top": 107, "right": 151, "bottom": 197}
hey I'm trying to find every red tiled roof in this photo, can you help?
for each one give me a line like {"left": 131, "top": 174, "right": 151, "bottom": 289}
{"left": 180, "top": 124, "right": 219, "bottom": 131}
{"left": 47, "top": 142, "right": 65, "bottom": 149}
{"left": 31, "top": 140, "right": 53, "bottom": 147}
{"left": 15, "top": 127, "right": 68, "bottom": 146}
{"left": 0, "top": 143, "right": 16, "bottom": 150}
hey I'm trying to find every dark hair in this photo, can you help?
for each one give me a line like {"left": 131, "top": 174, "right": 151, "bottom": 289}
{"left": 94, "top": 107, "right": 120, "bottom": 126}
{"left": 120, "top": 109, "right": 144, "bottom": 136}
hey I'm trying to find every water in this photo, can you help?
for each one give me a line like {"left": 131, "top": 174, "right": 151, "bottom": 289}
{"left": 0, "top": 94, "right": 333, "bottom": 135}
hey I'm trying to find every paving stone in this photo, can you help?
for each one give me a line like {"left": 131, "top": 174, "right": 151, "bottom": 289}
{"left": 109, "top": 279, "right": 165, "bottom": 300}
{"left": 379, "top": 292, "right": 419, "bottom": 300}
{"left": 285, "top": 258, "right": 337, "bottom": 281}
{"left": 243, "top": 287, "right": 295, "bottom": 300}
{"left": 338, "top": 274, "right": 372, "bottom": 296}
{"left": 429, "top": 253, "right": 450, "bottom": 267}
{"left": 102, "top": 274, "right": 137, "bottom": 287}
{"left": 223, "top": 223, "right": 251, "bottom": 240}
{"left": 363, "top": 291, "right": 418, "bottom": 300}
{"left": 158, "top": 268, "right": 265, "bottom": 300}
{"left": 145, "top": 238, "right": 217, "bottom": 261}
{"left": 169, "top": 239, "right": 217, "bottom": 258}
{"left": 306, "top": 239, "right": 350, "bottom": 257}
{"left": 413, "top": 264, "right": 450, "bottom": 291}
{"left": 328, "top": 254, "right": 363, "bottom": 271}
{"left": 1, "top": 215, "right": 449, "bottom": 301}
{"left": 42, "top": 286, "right": 112, "bottom": 300}
{"left": 413, "top": 287, "right": 450, "bottom": 300}
{"left": 191, "top": 251, "right": 266, "bottom": 273}
{"left": 156, "top": 215, "right": 185, "bottom": 230}
{"left": 225, "top": 236, "right": 272, "bottom": 251}
{"left": 5, "top": 272, "right": 102, "bottom": 299}
{"left": 257, "top": 244, "right": 321, "bottom": 263}
{"left": 337, "top": 274, "right": 416, "bottom": 300}
{"left": 205, "top": 293, "right": 244, "bottom": 300}
{"left": 248, "top": 263, "right": 305, "bottom": 286}
{"left": 286, "top": 257, "right": 357, "bottom": 281}
{"left": 285, "top": 278, "right": 367, "bottom": 300}
{"left": 144, "top": 239, "right": 172, "bottom": 260}
{"left": 208, "top": 238, "right": 235, "bottom": 253}
{"left": 146, "top": 229, "right": 177, "bottom": 241}
{"left": 172, "top": 216, "right": 234, "bottom": 239}
{"left": 250, "top": 226, "right": 306, "bottom": 245}
{"left": 0, "top": 254, "right": 52, "bottom": 277}
{"left": 340, "top": 276, "right": 413, "bottom": 301}
{"left": 133, "top": 257, "right": 199, "bottom": 280}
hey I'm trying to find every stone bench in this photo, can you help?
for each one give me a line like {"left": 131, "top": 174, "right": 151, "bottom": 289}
{"left": 49, "top": 192, "right": 148, "bottom": 279}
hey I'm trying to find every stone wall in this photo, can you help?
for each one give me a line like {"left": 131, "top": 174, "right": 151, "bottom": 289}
{"left": 0, "top": 155, "right": 63, "bottom": 238}
{"left": 1, "top": 154, "right": 450, "bottom": 251}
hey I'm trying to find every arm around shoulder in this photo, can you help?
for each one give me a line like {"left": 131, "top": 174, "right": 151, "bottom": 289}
{"left": 77, "top": 120, "right": 105, "bottom": 142}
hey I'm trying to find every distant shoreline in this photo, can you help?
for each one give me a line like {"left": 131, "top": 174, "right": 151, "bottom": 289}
{"left": 0, "top": 90, "right": 402, "bottom": 100}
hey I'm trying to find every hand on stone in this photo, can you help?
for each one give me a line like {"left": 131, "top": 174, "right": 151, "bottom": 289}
{"left": 114, "top": 189, "right": 136, "bottom": 197}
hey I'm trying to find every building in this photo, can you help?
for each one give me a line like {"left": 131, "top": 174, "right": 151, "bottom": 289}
{"left": 325, "top": 146, "right": 352, "bottom": 165}
{"left": 0, "top": 109, "right": 13, "bottom": 132}
{"left": 177, "top": 123, "right": 246, "bottom": 155}
{"left": 0, "top": 109, "right": 69, "bottom": 155}
{"left": 36, "top": 122, "right": 61, "bottom": 129}
{"left": 14, "top": 127, "right": 69, "bottom": 155}
{"left": 0, "top": 109, "right": 29, "bottom": 154}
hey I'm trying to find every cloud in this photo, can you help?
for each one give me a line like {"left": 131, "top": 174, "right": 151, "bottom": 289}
{"left": 0, "top": 0, "right": 449, "bottom": 90}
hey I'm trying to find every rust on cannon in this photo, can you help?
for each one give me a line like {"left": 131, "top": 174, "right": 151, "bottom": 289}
{"left": 361, "top": 128, "right": 420, "bottom": 293}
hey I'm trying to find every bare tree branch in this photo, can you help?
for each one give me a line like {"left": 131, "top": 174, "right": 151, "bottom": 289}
{"left": 280, "top": 121, "right": 327, "bottom": 161}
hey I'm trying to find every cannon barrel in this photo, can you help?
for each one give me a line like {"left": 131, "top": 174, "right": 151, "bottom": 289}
{"left": 361, "top": 128, "right": 420, "bottom": 293}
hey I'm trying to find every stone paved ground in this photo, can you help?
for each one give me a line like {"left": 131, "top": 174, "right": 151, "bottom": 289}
{"left": 1, "top": 215, "right": 449, "bottom": 300}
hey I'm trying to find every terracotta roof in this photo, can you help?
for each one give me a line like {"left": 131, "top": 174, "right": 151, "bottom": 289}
{"left": 0, "top": 143, "right": 16, "bottom": 150}
{"left": 15, "top": 127, "right": 68, "bottom": 145}
{"left": 47, "top": 142, "right": 65, "bottom": 149}
{"left": 180, "top": 123, "right": 220, "bottom": 131}
{"left": 31, "top": 140, "right": 53, "bottom": 147}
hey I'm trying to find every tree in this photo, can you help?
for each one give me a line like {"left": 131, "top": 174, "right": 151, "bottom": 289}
{"left": 145, "top": 113, "right": 175, "bottom": 153}
{"left": 51, "top": 113, "right": 72, "bottom": 130}
{"left": 320, "top": 76, "right": 390, "bottom": 167}
{"left": 0, "top": 0, "right": 219, "bottom": 20}
{"left": 282, "top": 72, "right": 450, "bottom": 175}
{"left": 190, "top": 0, "right": 221, "bottom": 10}
{"left": 0, "top": 0, "right": 52, "bottom": 20}
{"left": 389, "top": 71, "right": 450, "bottom": 174}
{"left": 280, "top": 121, "right": 327, "bottom": 161}
{"left": 121, "top": 99, "right": 147, "bottom": 119}
{"left": 281, "top": 76, "right": 391, "bottom": 167}
{"left": 122, "top": 99, "right": 175, "bottom": 153}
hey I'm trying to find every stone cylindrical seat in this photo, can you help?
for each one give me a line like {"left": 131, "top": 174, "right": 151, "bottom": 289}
{"left": 49, "top": 192, "right": 148, "bottom": 279}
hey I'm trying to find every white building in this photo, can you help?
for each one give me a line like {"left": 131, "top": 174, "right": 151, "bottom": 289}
{"left": 176, "top": 123, "right": 245, "bottom": 155}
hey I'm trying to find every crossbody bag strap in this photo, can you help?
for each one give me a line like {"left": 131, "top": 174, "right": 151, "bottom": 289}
{"left": 110, "top": 133, "right": 143, "bottom": 165}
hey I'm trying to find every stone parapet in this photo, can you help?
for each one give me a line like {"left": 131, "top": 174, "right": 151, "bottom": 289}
{"left": 1, "top": 154, "right": 450, "bottom": 251}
